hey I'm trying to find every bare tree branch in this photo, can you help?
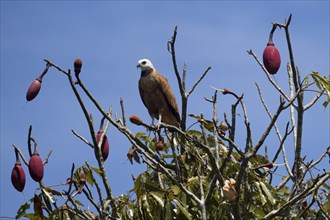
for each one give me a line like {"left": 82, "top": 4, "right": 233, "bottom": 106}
{"left": 187, "top": 67, "right": 211, "bottom": 97}
{"left": 71, "top": 129, "right": 94, "bottom": 148}
{"left": 247, "top": 50, "right": 292, "bottom": 105}
{"left": 263, "top": 172, "right": 330, "bottom": 220}
{"left": 304, "top": 88, "right": 325, "bottom": 111}
{"left": 255, "top": 83, "right": 294, "bottom": 178}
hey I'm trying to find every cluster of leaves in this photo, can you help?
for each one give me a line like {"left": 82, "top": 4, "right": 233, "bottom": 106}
{"left": 114, "top": 116, "right": 329, "bottom": 219}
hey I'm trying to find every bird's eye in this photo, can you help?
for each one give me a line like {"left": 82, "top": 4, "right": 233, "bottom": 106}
{"left": 142, "top": 61, "right": 146, "bottom": 65}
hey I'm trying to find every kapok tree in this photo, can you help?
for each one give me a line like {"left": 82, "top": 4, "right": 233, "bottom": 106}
{"left": 11, "top": 14, "right": 329, "bottom": 220}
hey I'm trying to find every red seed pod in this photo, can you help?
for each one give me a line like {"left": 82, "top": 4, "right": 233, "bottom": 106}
{"left": 78, "top": 173, "right": 86, "bottom": 193}
{"left": 29, "top": 147, "right": 44, "bottom": 182}
{"left": 11, "top": 161, "right": 26, "bottom": 192}
{"left": 66, "top": 178, "right": 72, "bottom": 184}
{"left": 129, "top": 115, "right": 142, "bottom": 126}
{"left": 26, "top": 77, "right": 42, "bottom": 101}
{"left": 74, "top": 58, "right": 83, "bottom": 76}
{"left": 263, "top": 41, "right": 281, "bottom": 75}
{"left": 96, "top": 131, "right": 110, "bottom": 161}
{"left": 156, "top": 141, "right": 164, "bottom": 151}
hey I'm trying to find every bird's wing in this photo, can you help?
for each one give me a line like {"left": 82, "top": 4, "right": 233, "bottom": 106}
{"left": 156, "top": 74, "right": 181, "bottom": 124}
{"left": 138, "top": 81, "right": 148, "bottom": 109}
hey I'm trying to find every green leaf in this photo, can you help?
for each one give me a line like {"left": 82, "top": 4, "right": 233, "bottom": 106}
{"left": 136, "top": 132, "right": 152, "bottom": 143}
{"left": 42, "top": 186, "right": 62, "bottom": 196}
{"left": 255, "top": 182, "right": 267, "bottom": 206}
{"left": 141, "top": 194, "right": 153, "bottom": 220}
{"left": 149, "top": 191, "right": 165, "bottom": 207}
{"left": 259, "top": 182, "right": 276, "bottom": 205}
{"left": 311, "top": 72, "right": 330, "bottom": 108}
{"left": 188, "top": 114, "right": 214, "bottom": 132}
{"left": 73, "top": 167, "right": 83, "bottom": 182}
{"left": 83, "top": 166, "right": 94, "bottom": 186}
{"left": 186, "top": 130, "right": 202, "bottom": 138}
{"left": 41, "top": 188, "right": 56, "bottom": 204}
{"left": 23, "top": 213, "right": 43, "bottom": 220}
{"left": 74, "top": 199, "right": 84, "bottom": 206}
{"left": 89, "top": 165, "right": 102, "bottom": 176}
{"left": 170, "top": 185, "right": 181, "bottom": 196}
{"left": 304, "top": 75, "right": 309, "bottom": 87}
{"left": 33, "top": 194, "right": 44, "bottom": 218}
{"left": 165, "top": 201, "right": 174, "bottom": 220}
{"left": 16, "top": 202, "right": 30, "bottom": 219}
{"left": 173, "top": 199, "right": 192, "bottom": 220}
{"left": 103, "top": 199, "right": 111, "bottom": 211}
{"left": 133, "top": 151, "right": 141, "bottom": 164}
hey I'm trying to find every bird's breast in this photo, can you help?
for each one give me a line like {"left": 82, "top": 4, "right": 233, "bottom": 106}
{"left": 139, "top": 75, "right": 167, "bottom": 117}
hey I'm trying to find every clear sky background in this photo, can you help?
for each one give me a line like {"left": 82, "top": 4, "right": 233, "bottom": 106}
{"left": 1, "top": 1, "right": 329, "bottom": 217}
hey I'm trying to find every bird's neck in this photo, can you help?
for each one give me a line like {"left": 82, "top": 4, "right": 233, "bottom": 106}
{"left": 140, "top": 67, "right": 154, "bottom": 77}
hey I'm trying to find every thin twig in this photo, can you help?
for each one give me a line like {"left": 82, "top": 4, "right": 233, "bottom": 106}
{"left": 263, "top": 172, "right": 330, "bottom": 219}
{"left": 82, "top": 187, "right": 102, "bottom": 216}
{"left": 120, "top": 98, "right": 126, "bottom": 127}
{"left": 67, "top": 194, "right": 90, "bottom": 219}
{"left": 239, "top": 97, "right": 253, "bottom": 151}
{"left": 44, "top": 59, "right": 69, "bottom": 76}
{"left": 43, "top": 150, "right": 53, "bottom": 165}
{"left": 71, "top": 129, "right": 94, "bottom": 148}
{"left": 275, "top": 175, "right": 291, "bottom": 191}
{"left": 252, "top": 96, "right": 285, "bottom": 155}
{"left": 12, "top": 144, "right": 29, "bottom": 166}
{"left": 247, "top": 50, "right": 293, "bottom": 105}
{"left": 218, "top": 133, "right": 243, "bottom": 157}
{"left": 167, "top": 26, "right": 183, "bottom": 96}
{"left": 67, "top": 163, "right": 75, "bottom": 195}
{"left": 211, "top": 91, "right": 220, "bottom": 164}
{"left": 85, "top": 161, "right": 104, "bottom": 211}
{"left": 161, "top": 122, "right": 225, "bottom": 186}
{"left": 205, "top": 174, "right": 217, "bottom": 204}
{"left": 304, "top": 88, "right": 325, "bottom": 111}
{"left": 28, "top": 125, "right": 33, "bottom": 157}
{"left": 187, "top": 67, "right": 211, "bottom": 96}
{"left": 303, "top": 146, "right": 330, "bottom": 177}
{"left": 197, "top": 171, "right": 207, "bottom": 220}
{"left": 255, "top": 83, "right": 294, "bottom": 178}
{"left": 66, "top": 69, "right": 117, "bottom": 217}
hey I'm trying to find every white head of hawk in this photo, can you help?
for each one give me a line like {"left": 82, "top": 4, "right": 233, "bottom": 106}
{"left": 137, "top": 58, "right": 180, "bottom": 128}
{"left": 137, "top": 59, "right": 154, "bottom": 71}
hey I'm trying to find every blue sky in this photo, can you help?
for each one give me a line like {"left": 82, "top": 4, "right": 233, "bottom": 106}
{"left": 1, "top": 1, "right": 329, "bottom": 217}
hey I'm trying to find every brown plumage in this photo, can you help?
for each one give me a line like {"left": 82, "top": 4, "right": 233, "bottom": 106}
{"left": 137, "top": 59, "right": 180, "bottom": 128}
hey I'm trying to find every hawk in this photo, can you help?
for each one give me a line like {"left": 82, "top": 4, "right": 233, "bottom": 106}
{"left": 137, "top": 59, "right": 181, "bottom": 129}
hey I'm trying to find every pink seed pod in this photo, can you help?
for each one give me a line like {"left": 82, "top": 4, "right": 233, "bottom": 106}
{"left": 11, "top": 161, "right": 26, "bottom": 192}
{"left": 96, "top": 131, "right": 110, "bottom": 161}
{"left": 263, "top": 32, "right": 281, "bottom": 75}
{"left": 28, "top": 146, "right": 44, "bottom": 182}
{"left": 26, "top": 77, "right": 42, "bottom": 101}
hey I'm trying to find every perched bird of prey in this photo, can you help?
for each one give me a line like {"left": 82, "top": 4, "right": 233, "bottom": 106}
{"left": 137, "top": 59, "right": 181, "bottom": 128}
